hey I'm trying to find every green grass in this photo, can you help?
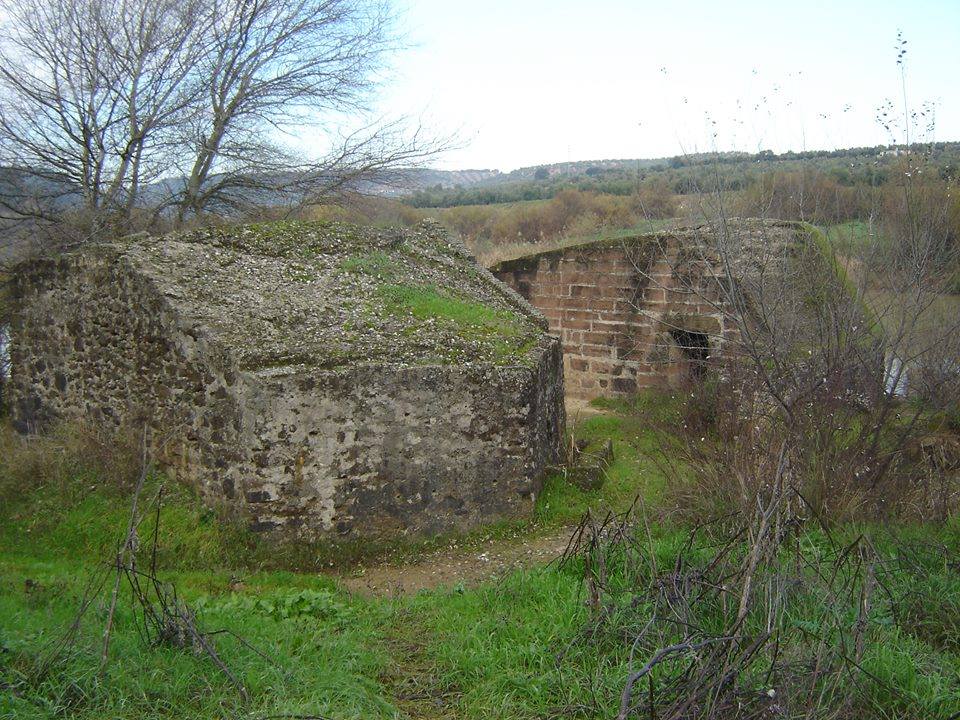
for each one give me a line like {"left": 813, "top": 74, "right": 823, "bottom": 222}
{"left": 1, "top": 570, "right": 394, "bottom": 719}
{"left": 820, "top": 220, "right": 960, "bottom": 346}
{"left": 0, "top": 402, "right": 672, "bottom": 718}
{"left": 340, "top": 251, "right": 395, "bottom": 278}
{"left": 824, "top": 220, "right": 881, "bottom": 255}
{"left": 377, "top": 283, "right": 536, "bottom": 363}
{"left": 805, "top": 222, "right": 885, "bottom": 339}
{"left": 537, "top": 395, "right": 676, "bottom": 525}
{"left": 378, "top": 284, "right": 511, "bottom": 328}
{"left": 1, "top": 396, "right": 959, "bottom": 719}
{"left": 401, "top": 569, "right": 603, "bottom": 717}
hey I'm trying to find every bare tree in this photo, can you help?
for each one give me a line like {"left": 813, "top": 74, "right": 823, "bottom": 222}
{"left": 0, "top": 0, "right": 207, "bottom": 235}
{"left": 174, "top": 0, "right": 402, "bottom": 218}
{"left": 0, "top": 0, "right": 443, "bottom": 248}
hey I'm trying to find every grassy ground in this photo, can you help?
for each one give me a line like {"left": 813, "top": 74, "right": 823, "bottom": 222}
{"left": 1, "top": 396, "right": 959, "bottom": 719}
{"left": 824, "top": 220, "right": 879, "bottom": 254}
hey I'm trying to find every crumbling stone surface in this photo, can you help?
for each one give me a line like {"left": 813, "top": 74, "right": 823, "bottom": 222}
{"left": 9, "top": 220, "right": 566, "bottom": 539}
{"left": 493, "top": 219, "right": 806, "bottom": 399}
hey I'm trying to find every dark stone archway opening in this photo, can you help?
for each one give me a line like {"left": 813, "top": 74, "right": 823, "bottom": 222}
{"left": 670, "top": 328, "right": 711, "bottom": 378}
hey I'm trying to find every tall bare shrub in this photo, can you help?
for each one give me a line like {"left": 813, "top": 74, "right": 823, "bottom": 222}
{"left": 639, "top": 212, "right": 959, "bottom": 524}
{"left": 735, "top": 169, "right": 874, "bottom": 225}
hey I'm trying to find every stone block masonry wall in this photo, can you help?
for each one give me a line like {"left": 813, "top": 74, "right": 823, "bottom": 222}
{"left": 10, "top": 252, "right": 250, "bottom": 502}
{"left": 493, "top": 235, "right": 740, "bottom": 400}
{"left": 10, "top": 245, "right": 565, "bottom": 540}
{"left": 243, "top": 341, "right": 564, "bottom": 537}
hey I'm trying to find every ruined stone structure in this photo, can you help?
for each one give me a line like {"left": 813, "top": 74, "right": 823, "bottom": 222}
{"left": 10, "top": 221, "right": 565, "bottom": 539}
{"left": 493, "top": 219, "right": 805, "bottom": 399}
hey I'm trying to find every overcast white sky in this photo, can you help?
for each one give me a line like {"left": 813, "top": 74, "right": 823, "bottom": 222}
{"left": 336, "top": 0, "right": 960, "bottom": 170}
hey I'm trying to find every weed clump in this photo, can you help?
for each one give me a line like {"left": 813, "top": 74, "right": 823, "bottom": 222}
{"left": 558, "top": 506, "right": 960, "bottom": 719}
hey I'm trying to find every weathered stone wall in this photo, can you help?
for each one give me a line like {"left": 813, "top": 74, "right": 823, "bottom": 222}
{"left": 10, "top": 252, "right": 252, "bottom": 505}
{"left": 493, "top": 228, "right": 748, "bottom": 400}
{"left": 10, "top": 229, "right": 566, "bottom": 540}
{"left": 241, "top": 342, "right": 564, "bottom": 537}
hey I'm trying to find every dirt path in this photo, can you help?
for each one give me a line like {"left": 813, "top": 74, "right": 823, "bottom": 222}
{"left": 565, "top": 396, "right": 609, "bottom": 421}
{"left": 336, "top": 401, "right": 602, "bottom": 599}
{"left": 338, "top": 526, "right": 578, "bottom": 597}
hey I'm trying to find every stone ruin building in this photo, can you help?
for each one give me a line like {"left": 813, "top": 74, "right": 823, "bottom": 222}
{"left": 493, "top": 219, "right": 807, "bottom": 399}
{"left": 8, "top": 221, "right": 565, "bottom": 539}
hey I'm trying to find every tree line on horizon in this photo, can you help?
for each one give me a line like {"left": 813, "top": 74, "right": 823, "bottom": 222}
{"left": 404, "top": 141, "right": 960, "bottom": 208}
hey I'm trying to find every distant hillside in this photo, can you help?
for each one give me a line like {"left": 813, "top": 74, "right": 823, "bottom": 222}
{"left": 402, "top": 159, "right": 666, "bottom": 192}
{"left": 402, "top": 168, "right": 503, "bottom": 190}
{"left": 403, "top": 142, "right": 960, "bottom": 207}
{"left": 5, "top": 142, "right": 958, "bottom": 223}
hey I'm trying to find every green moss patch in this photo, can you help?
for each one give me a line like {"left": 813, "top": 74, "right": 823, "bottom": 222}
{"left": 378, "top": 284, "right": 521, "bottom": 334}
{"left": 376, "top": 283, "right": 537, "bottom": 363}
{"left": 340, "top": 251, "right": 395, "bottom": 279}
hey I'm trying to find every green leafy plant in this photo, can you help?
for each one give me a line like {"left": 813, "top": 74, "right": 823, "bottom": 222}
{"left": 197, "top": 589, "right": 353, "bottom": 623}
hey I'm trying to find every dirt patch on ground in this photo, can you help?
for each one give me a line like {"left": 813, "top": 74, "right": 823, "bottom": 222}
{"left": 338, "top": 526, "right": 577, "bottom": 598}
{"left": 565, "top": 396, "right": 610, "bottom": 421}
{"left": 379, "top": 608, "right": 463, "bottom": 719}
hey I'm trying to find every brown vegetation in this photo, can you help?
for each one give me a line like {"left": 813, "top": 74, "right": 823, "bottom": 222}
{"left": 0, "top": 423, "right": 142, "bottom": 509}
{"left": 291, "top": 185, "right": 680, "bottom": 266}
{"left": 734, "top": 168, "right": 875, "bottom": 224}
{"left": 462, "top": 186, "right": 675, "bottom": 243}
{"left": 440, "top": 185, "right": 677, "bottom": 263}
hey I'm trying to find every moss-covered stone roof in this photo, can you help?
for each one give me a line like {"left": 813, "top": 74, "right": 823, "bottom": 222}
{"left": 108, "top": 220, "right": 547, "bottom": 372}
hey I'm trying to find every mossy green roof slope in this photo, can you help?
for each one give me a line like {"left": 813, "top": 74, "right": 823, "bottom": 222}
{"left": 111, "top": 220, "right": 547, "bottom": 372}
